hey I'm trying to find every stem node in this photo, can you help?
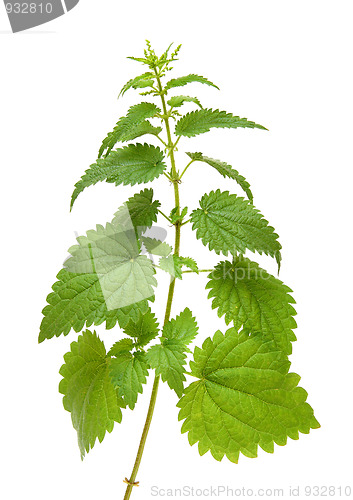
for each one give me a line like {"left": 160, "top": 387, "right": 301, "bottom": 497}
{"left": 123, "top": 479, "right": 140, "bottom": 487}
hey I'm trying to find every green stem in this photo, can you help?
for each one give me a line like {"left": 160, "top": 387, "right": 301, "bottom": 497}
{"left": 179, "top": 159, "right": 195, "bottom": 180}
{"left": 122, "top": 69, "right": 181, "bottom": 500}
{"left": 157, "top": 209, "right": 172, "bottom": 224}
{"left": 155, "top": 65, "right": 181, "bottom": 330}
{"left": 163, "top": 172, "right": 173, "bottom": 181}
{"left": 156, "top": 134, "right": 168, "bottom": 147}
{"left": 182, "top": 268, "right": 213, "bottom": 274}
{"left": 173, "top": 136, "right": 181, "bottom": 149}
{"left": 123, "top": 375, "right": 160, "bottom": 499}
{"left": 184, "top": 371, "right": 198, "bottom": 378}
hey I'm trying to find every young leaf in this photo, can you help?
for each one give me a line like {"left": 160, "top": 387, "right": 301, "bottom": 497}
{"left": 159, "top": 255, "right": 183, "bottom": 279}
{"left": 119, "top": 72, "right": 155, "bottom": 97}
{"left": 175, "top": 109, "right": 267, "bottom": 138}
{"left": 162, "top": 307, "right": 198, "bottom": 345}
{"left": 127, "top": 56, "right": 149, "bottom": 65}
{"left": 206, "top": 258, "right": 297, "bottom": 354}
{"left": 170, "top": 206, "right": 188, "bottom": 224}
{"left": 98, "top": 102, "right": 161, "bottom": 158}
{"left": 190, "top": 190, "right": 281, "bottom": 263}
{"left": 123, "top": 308, "right": 159, "bottom": 348}
{"left": 128, "top": 41, "right": 180, "bottom": 71}
{"left": 38, "top": 269, "right": 151, "bottom": 342}
{"left": 167, "top": 95, "right": 203, "bottom": 109}
{"left": 109, "top": 351, "right": 149, "bottom": 410}
{"left": 186, "top": 152, "right": 253, "bottom": 202}
{"left": 158, "top": 255, "right": 199, "bottom": 279}
{"left": 146, "top": 341, "right": 187, "bottom": 397}
{"left": 59, "top": 330, "right": 124, "bottom": 459}
{"left": 165, "top": 74, "right": 219, "bottom": 91}
{"left": 142, "top": 237, "right": 173, "bottom": 257}
{"left": 124, "top": 188, "right": 161, "bottom": 229}
{"left": 146, "top": 308, "right": 198, "bottom": 397}
{"left": 71, "top": 144, "right": 166, "bottom": 208}
{"left": 108, "top": 338, "right": 134, "bottom": 356}
{"left": 177, "top": 329, "right": 320, "bottom": 463}
{"left": 178, "top": 256, "right": 199, "bottom": 274}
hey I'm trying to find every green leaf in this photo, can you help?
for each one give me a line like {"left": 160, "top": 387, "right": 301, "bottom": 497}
{"left": 162, "top": 307, "right": 198, "bottom": 345}
{"left": 71, "top": 144, "right": 166, "bottom": 208}
{"left": 146, "top": 341, "right": 187, "bottom": 397}
{"left": 59, "top": 330, "right": 123, "bottom": 458}
{"left": 167, "top": 95, "right": 203, "bottom": 109}
{"left": 124, "top": 188, "right": 161, "bottom": 229}
{"left": 98, "top": 102, "right": 162, "bottom": 158}
{"left": 39, "top": 209, "right": 158, "bottom": 342}
{"left": 108, "top": 338, "right": 134, "bottom": 356}
{"left": 142, "top": 237, "right": 173, "bottom": 257}
{"left": 178, "top": 256, "right": 199, "bottom": 274}
{"left": 206, "top": 258, "right": 297, "bottom": 354}
{"left": 170, "top": 206, "right": 188, "bottom": 224}
{"left": 109, "top": 119, "right": 161, "bottom": 143}
{"left": 64, "top": 216, "right": 157, "bottom": 311}
{"left": 39, "top": 269, "right": 151, "bottom": 342}
{"left": 109, "top": 351, "right": 149, "bottom": 410}
{"left": 119, "top": 72, "right": 155, "bottom": 97}
{"left": 186, "top": 152, "right": 253, "bottom": 202}
{"left": 127, "top": 42, "right": 180, "bottom": 71}
{"left": 127, "top": 56, "right": 149, "bottom": 65}
{"left": 158, "top": 255, "right": 199, "bottom": 279}
{"left": 123, "top": 308, "right": 159, "bottom": 348}
{"left": 146, "top": 308, "right": 199, "bottom": 397}
{"left": 159, "top": 255, "right": 183, "bottom": 279}
{"left": 165, "top": 74, "right": 219, "bottom": 91}
{"left": 190, "top": 190, "right": 281, "bottom": 264}
{"left": 175, "top": 109, "right": 267, "bottom": 138}
{"left": 116, "top": 300, "right": 153, "bottom": 329}
{"left": 177, "top": 329, "right": 320, "bottom": 463}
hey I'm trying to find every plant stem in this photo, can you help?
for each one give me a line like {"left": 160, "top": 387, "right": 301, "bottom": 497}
{"left": 163, "top": 172, "right": 173, "bottom": 181}
{"left": 122, "top": 375, "right": 160, "bottom": 500}
{"left": 182, "top": 269, "right": 213, "bottom": 274}
{"left": 122, "top": 69, "right": 181, "bottom": 500}
{"left": 156, "top": 134, "right": 168, "bottom": 147}
{"left": 179, "top": 159, "right": 195, "bottom": 180}
{"left": 184, "top": 371, "right": 198, "bottom": 378}
{"left": 157, "top": 209, "right": 172, "bottom": 223}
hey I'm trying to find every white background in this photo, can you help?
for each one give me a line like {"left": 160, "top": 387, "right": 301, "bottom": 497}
{"left": 1, "top": 1, "right": 352, "bottom": 499}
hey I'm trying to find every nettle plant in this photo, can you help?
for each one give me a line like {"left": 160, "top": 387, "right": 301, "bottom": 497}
{"left": 39, "top": 42, "right": 320, "bottom": 499}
